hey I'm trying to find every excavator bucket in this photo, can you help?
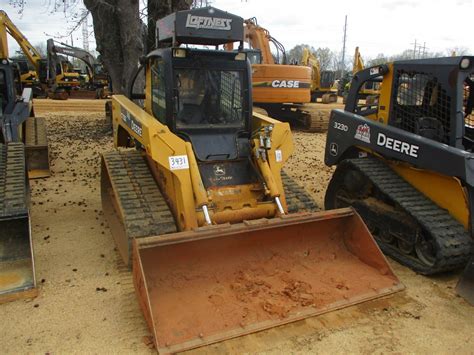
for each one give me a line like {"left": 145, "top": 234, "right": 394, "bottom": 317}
{"left": 456, "top": 257, "right": 474, "bottom": 306}
{"left": 24, "top": 117, "right": 50, "bottom": 178}
{"left": 133, "top": 208, "right": 404, "bottom": 353}
{"left": 0, "top": 143, "right": 37, "bottom": 303}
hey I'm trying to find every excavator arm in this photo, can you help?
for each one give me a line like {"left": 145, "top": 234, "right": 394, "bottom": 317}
{"left": 301, "top": 47, "right": 321, "bottom": 92}
{"left": 0, "top": 11, "right": 43, "bottom": 70}
{"left": 244, "top": 18, "right": 288, "bottom": 65}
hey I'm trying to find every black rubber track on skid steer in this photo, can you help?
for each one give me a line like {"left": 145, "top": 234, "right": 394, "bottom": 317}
{"left": 0, "top": 143, "right": 28, "bottom": 219}
{"left": 281, "top": 170, "right": 319, "bottom": 213}
{"left": 102, "top": 150, "right": 177, "bottom": 241}
{"left": 326, "top": 157, "right": 473, "bottom": 275}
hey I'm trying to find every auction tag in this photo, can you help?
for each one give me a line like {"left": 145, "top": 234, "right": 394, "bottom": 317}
{"left": 275, "top": 149, "right": 283, "bottom": 162}
{"left": 169, "top": 155, "right": 189, "bottom": 170}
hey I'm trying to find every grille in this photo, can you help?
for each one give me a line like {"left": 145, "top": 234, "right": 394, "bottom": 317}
{"left": 390, "top": 70, "right": 451, "bottom": 144}
{"left": 220, "top": 71, "right": 241, "bottom": 119}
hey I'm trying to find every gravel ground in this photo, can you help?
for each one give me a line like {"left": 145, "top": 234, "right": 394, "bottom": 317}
{"left": 0, "top": 108, "right": 473, "bottom": 354}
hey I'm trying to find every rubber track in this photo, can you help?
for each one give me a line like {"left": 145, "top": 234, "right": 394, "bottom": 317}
{"left": 306, "top": 116, "right": 329, "bottom": 132}
{"left": 339, "top": 158, "right": 473, "bottom": 274}
{"left": 281, "top": 170, "right": 319, "bottom": 213}
{"left": 24, "top": 117, "right": 47, "bottom": 147}
{"left": 0, "top": 143, "right": 28, "bottom": 218}
{"left": 103, "top": 150, "right": 177, "bottom": 239}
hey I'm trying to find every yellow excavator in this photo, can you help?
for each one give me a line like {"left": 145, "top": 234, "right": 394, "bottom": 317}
{"left": 46, "top": 39, "right": 111, "bottom": 99}
{"left": 0, "top": 11, "right": 80, "bottom": 99}
{"left": 352, "top": 46, "right": 380, "bottom": 104}
{"left": 301, "top": 47, "right": 338, "bottom": 103}
{"left": 324, "top": 56, "right": 474, "bottom": 304}
{"left": 102, "top": 7, "right": 403, "bottom": 352}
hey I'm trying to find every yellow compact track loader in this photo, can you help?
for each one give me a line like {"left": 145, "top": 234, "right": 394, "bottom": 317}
{"left": 324, "top": 56, "right": 474, "bottom": 304}
{"left": 102, "top": 7, "right": 403, "bottom": 352}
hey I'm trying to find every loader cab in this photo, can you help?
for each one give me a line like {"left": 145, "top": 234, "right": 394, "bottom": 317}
{"left": 146, "top": 47, "right": 252, "bottom": 163}
{"left": 133, "top": 6, "right": 251, "bottom": 169}
{"left": 387, "top": 56, "right": 474, "bottom": 149}
{"left": 346, "top": 56, "right": 474, "bottom": 150}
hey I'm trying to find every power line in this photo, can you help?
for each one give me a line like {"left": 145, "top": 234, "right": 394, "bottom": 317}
{"left": 410, "top": 39, "right": 428, "bottom": 59}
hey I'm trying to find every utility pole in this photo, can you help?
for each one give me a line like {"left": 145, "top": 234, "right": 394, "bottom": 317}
{"left": 340, "top": 15, "right": 347, "bottom": 80}
{"left": 421, "top": 42, "right": 427, "bottom": 58}
{"left": 411, "top": 39, "right": 417, "bottom": 59}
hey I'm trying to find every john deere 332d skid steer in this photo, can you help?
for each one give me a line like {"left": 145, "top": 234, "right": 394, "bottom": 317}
{"left": 102, "top": 7, "right": 403, "bottom": 352}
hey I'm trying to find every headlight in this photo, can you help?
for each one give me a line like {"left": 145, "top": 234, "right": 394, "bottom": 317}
{"left": 460, "top": 57, "right": 471, "bottom": 69}
{"left": 64, "top": 78, "right": 69, "bottom": 82}
{"left": 235, "top": 52, "right": 247, "bottom": 61}
{"left": 173, "top": 49, "right": 187, "bottom": 58}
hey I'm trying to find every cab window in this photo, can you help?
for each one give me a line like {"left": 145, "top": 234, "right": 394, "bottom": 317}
{"left": 174, "top": 68, "right": 244, "bottom": 129}
{"left": 151, "top": 58, "right": 167, "bottom": 124}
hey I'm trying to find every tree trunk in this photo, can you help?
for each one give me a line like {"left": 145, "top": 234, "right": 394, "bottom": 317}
{"left": 147, "top": 0, "right": 192, "bottom": 51}
{"left": 84, "top": 0, "right": 144, "bottom": 94}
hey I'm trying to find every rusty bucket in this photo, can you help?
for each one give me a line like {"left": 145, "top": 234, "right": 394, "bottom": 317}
{"left": 132, "top": 208, "right": 404, "bottom": 353}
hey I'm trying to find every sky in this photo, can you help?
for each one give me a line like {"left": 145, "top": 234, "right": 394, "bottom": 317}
{"left": 3, "top": 0, "right": 473, "bottom": 60}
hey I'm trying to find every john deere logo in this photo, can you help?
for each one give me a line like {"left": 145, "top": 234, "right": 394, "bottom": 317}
{"left": 214, "top": 164, "right": 226, "bottom": 176}
{"left": 185, "top": 14, "right": 232, "bottom": 30}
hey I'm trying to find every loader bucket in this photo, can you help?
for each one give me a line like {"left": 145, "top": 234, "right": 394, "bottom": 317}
{"left": 456, "top": 257, "right": 474, "bottom": 306}
{"left": 133, "top": 208, "right": 404, "bottom": 353}
{"left": 24, "top": 117, "right": 50, "bottom": 179}
{"left": 0, "top": 215, "right": 37, "bottom": 303}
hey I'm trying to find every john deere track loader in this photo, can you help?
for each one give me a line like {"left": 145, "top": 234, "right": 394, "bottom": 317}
{"left": 324, "top": 56, "right": 474, "bottom": 303}
{"left": 102, "top": 7, "right": 403, "bottom": 352}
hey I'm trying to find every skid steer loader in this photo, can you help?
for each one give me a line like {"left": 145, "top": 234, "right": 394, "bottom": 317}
{"left": 324, "top": 56, "right": 474, "bottom": 303}
{"left": 102, "top": 7, "right": 403, "bottom": 352}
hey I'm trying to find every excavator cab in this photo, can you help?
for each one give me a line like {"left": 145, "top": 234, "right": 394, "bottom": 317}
{"left": 103, "top": 7, "right": 403, "bottom": 352}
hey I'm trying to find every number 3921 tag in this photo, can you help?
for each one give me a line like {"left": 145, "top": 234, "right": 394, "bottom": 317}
{"left": 169, "top": 155, "right": 189, "bottom": 170}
